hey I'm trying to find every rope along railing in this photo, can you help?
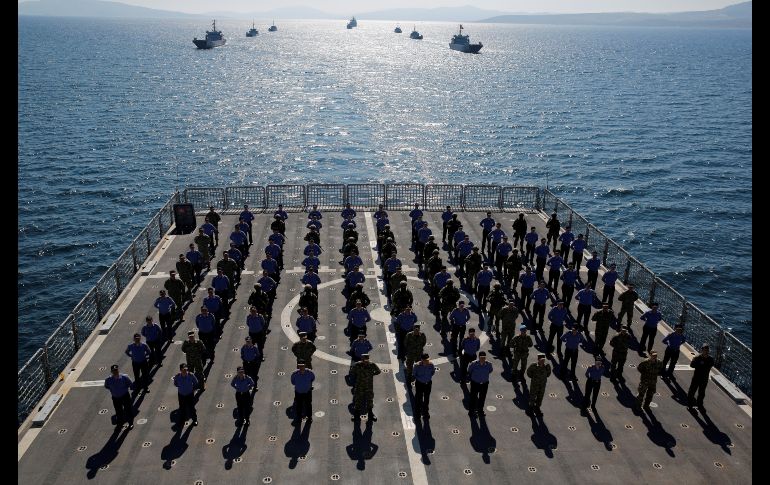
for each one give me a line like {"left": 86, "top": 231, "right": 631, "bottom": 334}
{"left": 541, "top": 188, "right": 752, "bottom": 397}
{"left": 17, "top": 193, "right": 181, "bottom": 425}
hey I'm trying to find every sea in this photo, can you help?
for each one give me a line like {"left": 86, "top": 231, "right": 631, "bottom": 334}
{"left": 18, "top": 16, "right": 752, "bottom": 368}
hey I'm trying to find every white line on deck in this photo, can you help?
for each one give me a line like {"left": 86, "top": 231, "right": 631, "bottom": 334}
{"left": 364, "top": 212, "right": 428, "bottom": 485}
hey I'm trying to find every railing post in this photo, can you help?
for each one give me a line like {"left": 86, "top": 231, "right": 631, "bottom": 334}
{"left": 159, "top": 215, "right": 164, "bottom": 239}
{"left": 95, "top": 287, "right": 104, "bottom": 321}
{"left": 584, "top": 225, "right": 590, "bottom": 246}
{"left": 460, "top": 185, "right": 466, "bottom": 211}
{"left": 623, "top": 260, "right": 631, "bottom": 285}
{"left": 647, "top": 278, "right": 657, "bottom": 306}
{"left": 679, "top": 300, "right": 688, "bottom": 326}
{"left": 223, "top": 188, "right": 229, "bottom": 211}
{"left": 384, "top": 184, "right": 389, "bottom": 210}
{"left": 602, "top": 238, "right": 609, "bottom": 264}
{"left": 714, "top": 329, "right": 726, "bottom": 368}
{"left": 568, "top": 210, "right": 573, "bottom": 228}
{"left": 303, "top": 185, "right": 308, "bottom": 209}
{"left": 183, "top": 189, "right": 188, "bottom": 203}
{"left": 131, "top": 243, "right": 138, "bottom": 273}
{"left": 71, "top": 315, "right": 80, "bottom": 351}
{"left": 146, "top": 228, "right": 152, "bottom": 256}
{"left": 42, "top": 345, "right": 53, "bottom": 387}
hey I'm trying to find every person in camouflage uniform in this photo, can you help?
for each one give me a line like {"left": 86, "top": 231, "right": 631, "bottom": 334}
{"left": 404, "top": 325, "right": 427, "bottom": 382}
{"left": 351, "top": 354, "right": 381, "bottom": 421}
{"left": 164, "top": 270, "right": 186, "bottom": 318}
{"left": 487, "top": 283, "right": 507, "bottom": 335}
{"left": 464, "top": 247, "right": 483, "bottom": 290}
{"left": 609, "top": 327, "right": 631, "bottom": 382}
{"left": 511, "top": 325, "right": 533, "bottom": 380}
{"left": 181, "top": 330, "right": 206, "bottom": 390}
{"left": 497, "top": 301, "right": 520, "bottom": 354}
{"left": 526, "top": 353, "right": 551, "bottom": 417}
{"left": 176, "top": 254, "right": 195, "bottom": 299}
{"left": 591, "top": 303, "right": 616, "bottom": 355}
{"left": 438, "top": 281, "right": 461, "bottom": 334}
{"left": 391, "top": 281, "right": 413, "bottom": 317}
{"left": 636, "top": 351, "right": 663, "bottom": 409}
{"left": 194, "top": 228, "right": 212, "bottom": 270}
{"left": 217, "top": 252, "right": 239, "bottom": 290}
{"left": 292, "top": 332, "right": 317, "bottom": 369}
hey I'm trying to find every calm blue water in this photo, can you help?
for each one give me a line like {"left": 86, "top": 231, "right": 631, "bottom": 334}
{"left": 18, "top": 17, "right": 752, "bottom": 367}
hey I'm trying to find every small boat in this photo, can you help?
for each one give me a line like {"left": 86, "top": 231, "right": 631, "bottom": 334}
{"left": 246, "top": 21, "right": 258, "bottom": 37}
{"left": 193, "top": 20, "right": 226, "bottom": 49}
{"left": 409, "top": 25, "right": 423, "bottom": 40}
{"left": 394, "top": 25, "right": 402, "bottom": 33}
{"left": 268, "top": 20, "right": 277, "bottom": 32}
{"left": 449, "top": 24, "right": 482, "bottom": 53}
{"left": 347, "top": 16, "right": 357, "bottom": 29}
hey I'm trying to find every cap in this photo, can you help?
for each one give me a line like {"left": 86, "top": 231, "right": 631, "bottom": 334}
{"left": 557, "top": 300, "right": 564, "bottom": 305}
{"left": 133, "top": 333, "right": 141, "bottom": 338}
{"left": 675, "top": 324, "right": 684, "bottom": 329}
{"left": 187, "top": 330, "right": 195, "bottom": 336}
{"left": 537, "top": 353, "right": 546, "bottom": 359}
{"left": 254, "top": 283, "right": 261, "bottom": 289}
{"left": 519, "top": 324, "right": 527, "bottom": 331}
{"left": 428, "top": 235, "right": 435, "bottom": 239}
{"left": 245, "top": 336, "right": 252, "bottom": 341}
{"left": 649, "top": 350, "right": 658, "bottom": 356}
{"left": 179, "top": 363, "right": 188, "bottom": 370}
{"left": 297, "top": 360, "right": 306, "bottom": 366}
{"left": 361, "top": 353, "right": 370, "bottom": 359}
{"left": 701, "top": 343, "right": 710, "bottom": 350}
{"left": 110, "top": 364, "right": 119, "bottom": 371}
{"left": 413, "top": 323, "right": 421, "bottom": 328}
{"left": 468, "top": 328, "right": 476, "bottom": 333}
{"left": 478, "top": 351, "right": 487, "bottom": 357}
{"left": 595, "top": 357, "right": 603, "bottom": 363}
{"left": 298, "top": 331, "right": 308, "bottom": 337}
{"left": 237, "top": 366, "right": 244, "bottom": 371}
{"left": 421, "top": 353, "right": 430, "bottom": 359}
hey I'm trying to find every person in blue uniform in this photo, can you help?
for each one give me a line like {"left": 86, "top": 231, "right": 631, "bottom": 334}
{"left": 246, "top": 306, "right": 267, "bottom": 356}
{"left": 467, "top": 351, "right": 493, "bottom": 417}
{"left": 395, "top": 307, "right": 418, "bottom": 360}
{"left": 524, "top": 227, "right": 539, "bottom": 265}
{"left": 547, "top": 301, "right": 568, "bottom": 355}
{"left": 301, "top": 268, "right": 321, "bottom": 295}
{"left": 241, "top": 336, "right": 261, "bottom": 383}
{"left": 212, "top": 269, "right": 231, "bottom": 306}
{"left": 174, "top": 363, "right": 199, "bottom": 427}
{"left": 480, "top": 212, "right": 496, "bottom": 254}
{"left": 495, "top": 236, "right": 512, "bottom": 279}
{"left": 601, "top": 263, "right": 619, "bottom": 306}
{"left": 347, "top": 300, "right": 372, "bottom": 340}
{"left": 449, "top": 301, "right": 472, "bottom": 355}
{"left": 240, "top": 204, "right": 255, "bottom": 244}
{"left": 291, "top": 361, "right": 316, "bottom": 424}
{"left": 341, "top": 203, "right": 357, "bottom": 220}
{"left": 154, "top": 289, "right": 176, "bottom": 340}
{"left": 459, "top": 328, "right": 480, "bottom": 381}
{"left": 409, "top": 204, "right": 423, "bottom": 243}
{"left": 558, "top": 225, "right": 574, "bottom": 264}
{"left": 274, "top": 204, "right": 288, "bottom": 222}
{"left": 195, "top": 306, "right": 217, "bottom": 363}
{"left": 441, "top": 206, "right": 454, "bottom": 242}
{"left": 296, "top": 307, "right": 318, "bottom": 341}
{"left": 560, "top": 263, "right": 578, "bottom": 307}
{"left": 475, "top": 264, "right": 495, "bottom": 312}
{"left": 581, "top": 358, "right": 604, "bottom": 412}
{"left": 518, "top": 266, "right": 537, "bottom": 312}
{"left": 534, "top": 238, "right": 550, "bottom": 282}
{"left": 201, "top": 217, "right": 218, "bottom": 253}
{"left": 575, "top": 286, "right": 597, "bottom": 330}
{"left": 413, "top": 353, "right": 435, "bottom": 421}
{"left": 585, "top": 252, "right": 601, "bottom": 290}
{"left": 570, "top": 234, "right": 586, "bottom": 269}
{"left": 261, "top": 253, "right": 280, "bottom": 283}
{"left": 661, "top": 325, "right": 686, "bottom": 378}
{"left": 531, "top": 282, "right": 551, "bottom": 330}
{"left": 546, "top": 250, "right": 564, "bottom": 295}
{"left": 561, "top": 326, "right": 587, "bottom": 380}
{"left": 487, "top": 223, "right": 506, "bottom": 262}
{"left": 104, "top": 364, "right": 134, "bottom": 429}
{"left": 125, "top": 333, "right": 151, "bottom": 393}
{"left": 231, "top": 366, "right": 256, "bottom": 425}
{"left": 639, "top": 303, "right": 662, "bottom": 355}
{"left": 186, "top": 243, "right": 204, "bottom": 285}
{"left": 141, "top": 316, "right": 163, "bottom": 366}
{"left": 308, "top": 204, "right": 323, "bottom": 220}
{"left": 203, "top": 287, "right": 223, "bottom": 328}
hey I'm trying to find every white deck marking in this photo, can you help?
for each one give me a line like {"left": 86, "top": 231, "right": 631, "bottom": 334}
{"left": 364, "top": 212, "right": 428, "bottom": 485}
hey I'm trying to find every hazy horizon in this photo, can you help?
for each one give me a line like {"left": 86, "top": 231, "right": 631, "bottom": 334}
{"left": 17, "top": 0, "right": 746, "bottom": 16}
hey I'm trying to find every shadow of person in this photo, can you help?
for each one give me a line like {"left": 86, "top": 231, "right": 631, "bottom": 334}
{"left": 284, "top": 420, "right": 312, "bottom": 469}
{"left": 345, "top": 420, "right": 378, "bottom": 470}
{"left": 415, "top": 419, "right": 435, "bottom": 465}
{"left": 161, "top": 421, "right": 194, "bottom": 469}
{"left": 585, "top": 409, "right": 614, "bottom": 450}
{"left": 469, "top": 416, "right": 497, "bottom": 464}
{"left": 530, "top": 415, "right": 557, "bottom": 458}
{"left": 640, "top": 408, "right": 677, "bottom": 457}
{"left": 613, "top": 380, "right": 637, "bottom": 409}
{"left": 563, "top": 377, "right": 582, "bottom": 409}
{"left": 85, "top": 426, "right": 131, "bottom": 479}
{"left": 661, "top": 376, "right": 689, "bottom": 406}
{"left": 222, "top": 424, "right": 249, "bottom": 470}
{"left": 511, "top": 383, "right": 528, "bottom": 411}
{"left": 688, "top": 407, "right": 733, "bottom": 454}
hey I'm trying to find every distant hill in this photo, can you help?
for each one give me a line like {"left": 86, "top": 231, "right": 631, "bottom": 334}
{"left": 356, "top": 5, "right": 511, "bottom": 22}
{"left": 18, "top": 0, "right": 200, "bottom": 18}
{"left": 204, "top": 6, "right": 336, "bottom": 20}
{"left": 481, "top": 1, "right": 751, "bottom": 28}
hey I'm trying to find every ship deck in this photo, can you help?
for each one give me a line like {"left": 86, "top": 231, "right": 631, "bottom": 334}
{"left": 18, "top": 210, "right": 752, "bottom": 484}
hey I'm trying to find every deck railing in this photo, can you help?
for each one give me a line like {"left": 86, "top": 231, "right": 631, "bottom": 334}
{"left": 19, "top": 183, "right": 751, "bottom": 426}
{"left": 18, "top": 193, "right": 181, "bottom": 425}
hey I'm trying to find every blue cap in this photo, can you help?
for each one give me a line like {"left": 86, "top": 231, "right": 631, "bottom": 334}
{"left": 519, "top": 324, "right": 527, "bottom": 331}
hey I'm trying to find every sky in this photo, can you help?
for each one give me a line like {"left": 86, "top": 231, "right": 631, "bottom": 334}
{"left": 18, "top": 0, "right": 746, "bottom": 15}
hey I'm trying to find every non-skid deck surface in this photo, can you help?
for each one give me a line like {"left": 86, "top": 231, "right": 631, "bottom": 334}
{"left": 19, "top": 210, "right": 751, "bottom": 484}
